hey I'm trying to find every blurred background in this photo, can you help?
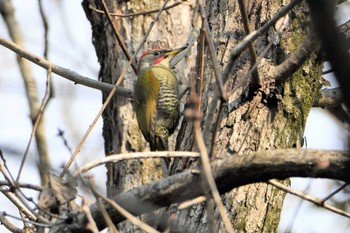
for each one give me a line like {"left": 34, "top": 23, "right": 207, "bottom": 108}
{"left": 0, "top": 0, "right": 349, "bottom": 232}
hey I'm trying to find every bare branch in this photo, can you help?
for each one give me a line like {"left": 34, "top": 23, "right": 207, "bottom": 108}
{"left": 0, "top": 159, "right": 34, "bottom": 219}
{"left": 89, "top": 1, "right": 183, "bottom": 18}
{"left": 313, "top": 87, "right": 343, "bottom": 108}
{"left": 307, "top": 0, "right": 350, "bottom": 115}
{"left": 0, "top": 181, "right": 42, "bottom": 191}
{"left": 87, "top": 177, "right": 120, "bottom": 233}
{"left": 222, "top": 0, "right": 302, "bottom": 83}
{"left": 0, "top": 157, "right": 50, "bottom": 224}
{"left": 0, "top": 212, "right": 22, "bottom": 233}
{"left": 98, "top": 0, "right": 138, "bottom": 74}
{"left": 199, "top": 0, "right": 227, "bottom": 101}
{"left": 237, "top": 0, "right": 259, "bottom": 85}
{"left": 38, "top": 0, "right": 49, "bottom": 58}
{"left": 16, "top": 66, "right": 52, "bottom": 183}
{"left": 0, "top": 211, "right": 51, "bottom": 228}
{"left": 81, "top": 206, "right": 99, "bottom": 233}
{"left": 0, "top": 191, "right": 37, "bottom": 222}
{"left": 72, "top": 151, "right": 199, "bottom": 177}
{"left": 321, "top": 182, "right": 348, "bottom": 203}
{"left": 50, "top": 149, "right": 350, "bottom": 232}
{"left": 0, "top": 36, "right": 133, "bottom": 98}
{"left": 268, "top": 180, "right": 350, "bottom": 218}
{"left": 178, "top": 196, "right": 206, "bottom": 210}
{"left": 193, "top": 120, "right": 234, "bottom": 233}
{"left": 271, "top": 32, "right": 317, "bottom": 84}
{"left": 97, "top": 191, "right": 158, "bottom": 233}
{"left": 169, "top": 28, "right": 199, "bottom": 69}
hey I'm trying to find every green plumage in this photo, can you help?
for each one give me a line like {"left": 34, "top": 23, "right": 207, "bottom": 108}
{"left": 134, "top": 64, "right": 180, "bottom": 151}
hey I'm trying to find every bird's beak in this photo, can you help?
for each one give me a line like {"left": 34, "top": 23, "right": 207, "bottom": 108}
{"left": 164, "top": 46, "right": 187, "bottom": 56}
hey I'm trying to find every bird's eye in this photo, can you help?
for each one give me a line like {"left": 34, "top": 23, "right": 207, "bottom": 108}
{"left": 154, "top": 51, "right": 161, "bottom": 56}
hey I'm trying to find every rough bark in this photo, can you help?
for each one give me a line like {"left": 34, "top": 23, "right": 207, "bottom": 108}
{"left": 169, "top": 1, "right": 320, "bottom": 232}
{"left": 49, "top": 149, "right": 350, "bottom": 233}
{"left": 82, "top": 1, "right": 195, "bottom": 231}
{"left": 82, "top": 0, "right": 321, "bottom": 232}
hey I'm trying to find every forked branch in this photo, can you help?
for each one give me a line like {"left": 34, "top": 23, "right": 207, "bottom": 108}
{"left": 50, "top": 149, "right": 350, "bottom": 233}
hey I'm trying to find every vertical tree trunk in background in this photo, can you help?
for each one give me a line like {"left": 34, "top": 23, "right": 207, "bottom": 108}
{"left": 0, "top": 0, "right": 50, "bottom": 186}
{"left": 83, "top": 0, "right": 321, "bottom": 232}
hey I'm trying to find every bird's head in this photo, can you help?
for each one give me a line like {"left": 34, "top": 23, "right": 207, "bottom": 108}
{"left": 137, "top": 47, "right": 186, "bottom": 73}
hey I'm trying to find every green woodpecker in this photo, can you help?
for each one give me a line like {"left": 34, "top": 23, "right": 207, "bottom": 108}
{"left": 134, "top": 47, "right": 185, "bottom": 151}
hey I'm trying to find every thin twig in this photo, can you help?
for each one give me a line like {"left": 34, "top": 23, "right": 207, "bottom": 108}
{"left": 0, "top": 181, "right": 42, "bottom": 191}
{"left": 268, "top": 179, "right": 350, "bottom": 218}
{"left": 0, "top": 190, "right": 36, "bottom": 220}
{"left": 307, "top": 0, "right": 350, "bottom": 115}
{"left": 0, "top": 151, "right": 16, "bottom": 183}
{"left": 169, "top": 27, "right": 199, "bottom": 68}
{"left": 197, "top": 31, "right": 205, "bottom": 112}
{"left": 237, "top": 0, "right": 259, "bottom": 85}
{"left": 0, "top": 155, "right": 40, "bottom": 222}
{"left": 57, "top": 128, "right": 73, "bottom": 155}
{"left": 236, "top": 30, "right": 275, "bottom": 87}
{"left": 88, "top": 175, "right": 159, "bottom": 233}
{"left": 87, "top": 177, "right": 120, "bottom": 233}
{"left": 198, "top": 0, "right": 227, "bottom": 101}
{"left": 209, "top": 101, "right": 225, "bottom": 159}
{"left": 193, "top": 120, "right": 234, "bottom": 233}
{"left": 0, "top": 159, "right": 16, "bottom": 188}
{"left": 322, "top": 68, "right": 333, "bottom": 75}
{"left": 98, "top": 191, "right": 159, "bottom": 233}
{"left": 72, "top": 151, "right": 199, "bottom": 177}
{"left": 272, "top": 32, "right": 316, "bottom": 84}
{"left": 38, "top": 0, "right": 49, "bottom": 58}
{"left": 1, "top": 159, "right": 50, "bottom": 223}
{"left": 227, "top": 9, "right": 299, "bottom": 110}
{"left": 16, "top": 65, "right": 52, "bottom": 183}
{"left": 82, "top": 205, "right": 99, "bottom": 233}
{"left": 198, "top": 0, "right": 228, "bottom": 163}
{"left": 321, "top": 182, "right": 349, "bottom": 203}
{"left": 186, "top": 8, "right": 233, "bottom": 229}
{"left": 60, "top": 0, "right": 171, "bottom": 178}
{"left": 284, "top": 179, "right": 313, "bottom": 233}
{"left": 98, "top": 0, "right": 137, "bottom": 74}
{"left": 89, "top": 1, "right": 183, "bottom": 18}
{"left": 16, "top": 188, "right": 51, "bottom": 223}
{"left": 0, "top": 211, "right": 51, "bottom": 228}
{"left": 0, "top": 212, "right": 22, "bottom": 233}
{"left": 222, "top": 0, "right": 302, "bottom": 82}
{"left": 96, "top": 198, "right": 120, "bottom": 233}
{"left": 0, "top": 36, "right": 131, "bottom": 97}
{"left": 0, "top": 157, "right": 42, "bottom": 223}
{"left": 178, "top": 196, "right": 206, "bottom": 210}
{"left": 189, "top": 57, "right": 234, "bottom": 232}
{"left": 0, "top": 188, "right": 37, "bottom": 222}
{"left": 38, "top": 0, "right": 55, "bottom": 102}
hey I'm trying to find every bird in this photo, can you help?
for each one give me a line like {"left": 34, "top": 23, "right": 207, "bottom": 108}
{"left": 134, "top": 47, "right": 185, "bottom": 152}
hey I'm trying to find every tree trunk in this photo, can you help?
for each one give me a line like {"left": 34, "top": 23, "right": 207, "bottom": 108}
{"left": 83, "top": 0, "right": 321, "bottom": 232}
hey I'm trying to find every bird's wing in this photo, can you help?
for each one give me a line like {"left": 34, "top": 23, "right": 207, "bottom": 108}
{"left": 134, "top": 69, "right": 160, "bottom": 142}
{"left": 150, "top": 66, "right": 180, "bottom": 150}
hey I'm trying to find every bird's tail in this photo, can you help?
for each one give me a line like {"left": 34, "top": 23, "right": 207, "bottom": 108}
{"left": 150, "top": 129, "right": 171, "bottom": 176}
